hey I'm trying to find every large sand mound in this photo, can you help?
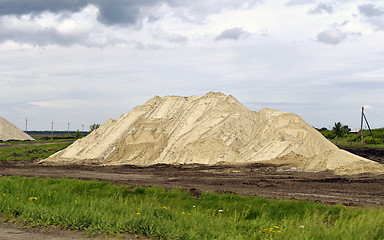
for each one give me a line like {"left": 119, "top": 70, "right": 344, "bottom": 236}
{"left": 44, "top": 92, "right": 384, "bottom": 175}
{"left": 0, "top": 117, "right": 35, "bottom": 141}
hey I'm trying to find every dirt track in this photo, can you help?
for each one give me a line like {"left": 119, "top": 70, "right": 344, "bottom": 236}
{"left": 1, "top": 160, "right": 384, "bottom": 208}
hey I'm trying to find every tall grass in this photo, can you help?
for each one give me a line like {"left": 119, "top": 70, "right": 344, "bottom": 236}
{"left": 1, "top": 176, "right": 383, "bottom": 239}
{"left": 0, "top": 142, "right": 72, "bottom": 161}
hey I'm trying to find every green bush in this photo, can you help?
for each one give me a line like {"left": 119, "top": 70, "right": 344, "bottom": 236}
{"left": 346, "top": 134, "right": 361, "bottom": 142}
{"left": 322, "top": 130, "right": 336, "bottom": 139}
{"left": 364, "top": 136, "right": 383, "bottom": 145}
{"left": 75, "top": 130, "right": 84, "bottom": 139}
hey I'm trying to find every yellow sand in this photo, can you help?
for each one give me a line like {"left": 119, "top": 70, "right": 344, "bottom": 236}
{"left": 43, "top": 92, "right": 384, "bottom": 175}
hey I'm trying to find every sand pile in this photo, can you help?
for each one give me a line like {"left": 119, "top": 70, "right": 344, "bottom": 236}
{"left": 44, "top": 92, "right": 384, "bottom": 175}
{"left": 0, "top": 117, "right": 35, "bottom": 141}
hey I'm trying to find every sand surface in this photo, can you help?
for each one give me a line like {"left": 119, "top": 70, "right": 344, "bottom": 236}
{"left": 0, "top": 117, "right": 34, "bottom": 141}
{"left": 44, "top": 92, "right": 384, "bottom": 175}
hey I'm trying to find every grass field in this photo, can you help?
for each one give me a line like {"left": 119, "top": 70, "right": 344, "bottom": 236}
{"left": 0, "top": 142, "right": 72, "bottom": 161}
{"left": 1, "top": 176, "right": 383, "bottom": 240}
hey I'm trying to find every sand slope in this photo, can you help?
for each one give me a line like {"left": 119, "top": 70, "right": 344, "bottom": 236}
{"left": 44, "top": 92, "right": 384, "bottom": 175}
{"left": 0, "top": 117, "right": 35, "bottom": 141}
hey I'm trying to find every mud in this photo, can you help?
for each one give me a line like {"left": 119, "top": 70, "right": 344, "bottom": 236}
{"left": 1, "top": 160, "right": 384, "bottom": 208}
{"left": 339, "top": 146, "right": 384, "bottom": 165}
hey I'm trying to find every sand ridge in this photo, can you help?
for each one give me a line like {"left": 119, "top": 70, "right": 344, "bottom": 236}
{"left": 43, "top": 92, "right": 384, "bottom": 175}
{"left": 0, "top": 117, "right": 35, "bottom": 141}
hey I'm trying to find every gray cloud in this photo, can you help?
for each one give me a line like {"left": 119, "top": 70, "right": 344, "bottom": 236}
{"left": 0, "top": 0, "right": 262, "bottom": 26}
{"left": 359, "top": 3, "right": 384, "bottom": 17}
{"left": 308, "top": 3, "right": 333, "bottom": 14}
{"left": 358, "top": 3, "right": 384, "bottom": 31}
{"left": 0, "top": 0, "right": 85, "bottom": 15}
{"left": 0, "top": 11, "right": 122, "bottom": 47}
{"left": 317, "top": 28, "right": 361, "bottom": 45}
{"left": 285, "top": 0, "right": 316, "bottom": 6}
{"left": 215, "top": 27, "right": 249, "bottom": 41}
{"left": 0, "top": 0, "right": 160, "bottom": 25}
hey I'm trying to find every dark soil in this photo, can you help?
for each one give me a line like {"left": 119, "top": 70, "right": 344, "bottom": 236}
{"left": 1, "top": 160, "right": 383, "bottom": 208}
{"left": 339, "top": 146, "right": 384, "bottom": 164}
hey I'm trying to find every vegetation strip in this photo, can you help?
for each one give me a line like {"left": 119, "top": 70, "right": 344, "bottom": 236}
{"left": 1, "top": 176, "right": 383, "bottom": 239}
{"left": 0, "top": 142, "right": 72, "bottom": 161}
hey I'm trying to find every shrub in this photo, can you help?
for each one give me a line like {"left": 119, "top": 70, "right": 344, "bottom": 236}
{"left": 322, "top": 130, "right": 336, "bottom": 139}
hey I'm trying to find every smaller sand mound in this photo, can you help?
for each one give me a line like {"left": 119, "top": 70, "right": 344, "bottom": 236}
{"left": 0, "top": 117, "right": 35, "bottom": 141}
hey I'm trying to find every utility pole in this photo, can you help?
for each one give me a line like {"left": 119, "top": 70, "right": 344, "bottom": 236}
{"left": 25, "top": 118, "right": 28, "bottom": 133}
{"left": 82, "top": 124, "right": 84, "bottom": 132}
{"left": 51, "top": 122, "right": 54, "bottom": 140}
{"left": 360, "top": 107, "right": 364, "bottom": 145}
{"left": 360, "top": 106, "right": 377, "bottom": 145}
{"left": 363, "top": 111, "right": 377, "bottom": 145}
{"left": 67, "top": 122, "right": 70, "bottom": 134}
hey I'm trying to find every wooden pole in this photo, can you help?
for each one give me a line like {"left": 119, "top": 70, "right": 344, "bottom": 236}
{"left": 360, "top": 107, "right": 364, "bottom": 145}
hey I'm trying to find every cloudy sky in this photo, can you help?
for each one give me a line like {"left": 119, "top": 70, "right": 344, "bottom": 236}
{"left": 1, "top": 0, "right": 384, "bottom": 131}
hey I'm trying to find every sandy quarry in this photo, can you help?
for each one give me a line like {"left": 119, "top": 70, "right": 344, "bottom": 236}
{"left": 0, "top": 117, "right": 34, "bottom": 141}
{"left": 44, "top": 92, "right": 384, "bottom": 175}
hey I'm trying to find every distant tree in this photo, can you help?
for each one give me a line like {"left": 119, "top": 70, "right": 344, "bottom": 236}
{"left": 90, "top": 123, "right": 100, "bottom": 132}
{"left": 342, "top": 125, "right": 351, "bottom": 135}
{"left": 322, "top": 130, "right": 336, "bottom": 139}
{"left": 332, "top": 122, "right": 350, "bottom": 137}
{"left": 318, "top": 127, "right": 328, "bottom": 132}
{"left": 75, "top": 130, "right": 84, "bottom": 139}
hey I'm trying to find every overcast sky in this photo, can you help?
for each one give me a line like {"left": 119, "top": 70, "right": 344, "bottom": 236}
{"left": 1, "top": 0, "right": 384, "bottom": 131}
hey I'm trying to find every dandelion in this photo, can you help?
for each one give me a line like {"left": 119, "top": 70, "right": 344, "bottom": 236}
{"left": 182, "top": 212, "right": 185, "bottom": 215}
{"left": 136, "top": 212, "right": 140, "bottom": 215}
{"left": 264, "top": 226, "right": 281, "bottom": 234}
{"left": 218, "top": 210, "right": 223, "bottom": 213}
{"left": 16, "top": 198, "right": 19, "bottom": 200}
{"left": 192, "top": 205, "right": 196, "bottom": 208}
{"left": 2, "top": 193, "right": 5, "bottom": 197}
{"left": 29, "top": 197, "right": 38, "bottom": 201}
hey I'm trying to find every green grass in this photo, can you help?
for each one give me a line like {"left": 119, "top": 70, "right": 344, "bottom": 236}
{"left": 1, "top": 176, "right": 383, "bottom": 239}
{"left": 0, "top": 142, "right": 72, "bottom": 161}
